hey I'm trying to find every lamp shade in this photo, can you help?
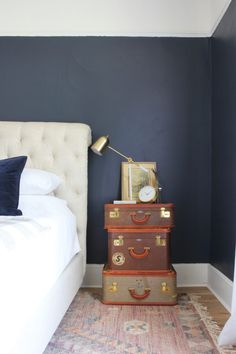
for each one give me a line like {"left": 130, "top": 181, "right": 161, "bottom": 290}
{"left": 91, "top": 135, "right": 110, "bottom": 156}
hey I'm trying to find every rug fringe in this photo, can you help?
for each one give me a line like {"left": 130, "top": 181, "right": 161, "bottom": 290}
{"left": 189, "top": 295, "right": 235, "bottom": 354}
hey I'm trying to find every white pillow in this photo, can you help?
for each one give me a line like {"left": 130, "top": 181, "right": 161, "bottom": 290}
{"left": 20, "top": 168, "right": 62, "bottom": 195}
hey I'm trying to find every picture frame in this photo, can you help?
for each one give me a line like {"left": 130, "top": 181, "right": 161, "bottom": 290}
{"left": 121, "top": 162, "right": 158, "bottom": 201}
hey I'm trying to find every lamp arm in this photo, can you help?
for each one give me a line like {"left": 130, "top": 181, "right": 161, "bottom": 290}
{"left": 107, "top": 145, "right": 134, "bottom": 163}
{"left": 107, "top": 145, "right": 148, "bottom": 173}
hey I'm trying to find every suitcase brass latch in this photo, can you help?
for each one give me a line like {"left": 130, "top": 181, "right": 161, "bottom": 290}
{"left": 161, "top": 282, "right": 170, "bottom": 292}
{"left": 108, "top": 282, "right": 118, "bottom": 292}
{"left": 109, "top": 208, "right": 120, "bottom": 218}
{"left": 156, "top": 235, "right": 166, "bottom": 247}
{"left": 114, "top": 235, "right": 124, "bottom": 246}
{"left": 160, "top": 207, "right": 170, "bottom": 218}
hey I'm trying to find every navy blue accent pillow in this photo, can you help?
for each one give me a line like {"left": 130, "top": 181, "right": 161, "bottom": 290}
{"left": 0, "top": 156, "right": 27, "bottom": 216}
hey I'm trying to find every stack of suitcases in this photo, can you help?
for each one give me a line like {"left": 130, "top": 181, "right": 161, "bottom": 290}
{"left": 102, "top": 203, "right": 177, "bottom": 305}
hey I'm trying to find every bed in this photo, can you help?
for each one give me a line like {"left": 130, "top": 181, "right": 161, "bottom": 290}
{"left": 0, "top": 121, "right": 91, "bottom": 354}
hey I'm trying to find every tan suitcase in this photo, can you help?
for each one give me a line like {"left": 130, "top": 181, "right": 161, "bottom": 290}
{"left": 104, "top": 204, "right": 174, "bottom": 229}
{"left": 102, "top": 265, "right": 177, "bottom": 305}
{"left": 107, "top": 228, "right": 171, "bottom": 270}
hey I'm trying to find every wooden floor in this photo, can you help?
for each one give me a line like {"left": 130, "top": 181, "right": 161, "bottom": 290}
{"left": 178, "top": 287, "right": 230, "bottom": 329}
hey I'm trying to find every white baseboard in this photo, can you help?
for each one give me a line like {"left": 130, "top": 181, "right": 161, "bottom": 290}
{"left": 82, "top": 263, "right": 208, "bottom": 288}
{"left": 174, "top": 263, "right": 208, "bottom": 287}
{"left": 82, "top": 263, "right": 233, "bottom": 312}
{"left": 82, "top": 264, "right": 104, "bottom": 288}
{"left": 208, "top": 264, "right": 233, "bottom": 312}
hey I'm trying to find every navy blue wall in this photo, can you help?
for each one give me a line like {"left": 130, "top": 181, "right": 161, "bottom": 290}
{"left": 211, "top": 1, "right": 236, "bottom": 280}
{"left": 0, "top": 37, "right": 211, "bottom": 264}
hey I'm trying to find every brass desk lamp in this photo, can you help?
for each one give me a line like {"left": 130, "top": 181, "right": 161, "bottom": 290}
{"left": 91, "top": 135, "right": 161, "bottom": 202}
{"left": 91, "top": 135, "right": 148, "bottom": 172}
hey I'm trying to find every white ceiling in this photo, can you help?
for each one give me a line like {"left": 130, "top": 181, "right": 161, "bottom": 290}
{"left": 0, "top": 0, "right": 232, "bottom": 36}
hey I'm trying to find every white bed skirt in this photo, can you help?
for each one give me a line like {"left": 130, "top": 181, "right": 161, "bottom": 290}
{"left": 8, "top": 253, "right": 84, "bottom": 354}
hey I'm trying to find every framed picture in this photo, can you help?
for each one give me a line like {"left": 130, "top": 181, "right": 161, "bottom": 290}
{"left": 121, "top": 162, "right": 158, "bottom": 201}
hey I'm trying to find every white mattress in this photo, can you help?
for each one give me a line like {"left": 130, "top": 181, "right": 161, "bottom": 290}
{"left": 0, "top": 196, "right": 80, "bottom": 353}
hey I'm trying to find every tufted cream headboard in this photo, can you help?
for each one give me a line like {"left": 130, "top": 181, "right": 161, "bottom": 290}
{"left": 0, "top": 121, "right": 92, "bottom": 266}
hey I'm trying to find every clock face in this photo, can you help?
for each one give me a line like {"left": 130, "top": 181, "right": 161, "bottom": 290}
{"left": 139, "top": 185, "right": 157, "bottom": 203}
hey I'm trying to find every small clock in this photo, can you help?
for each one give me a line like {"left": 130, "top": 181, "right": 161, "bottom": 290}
{"left": 138, "top": 185, "right": 157, "bottom": 203}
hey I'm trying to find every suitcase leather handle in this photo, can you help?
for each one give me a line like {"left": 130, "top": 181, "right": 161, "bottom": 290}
{"left": 128, "top": 288, "right": 151, "bottom": 300}
{"left": 130, "top": 212, "right": 151, "bottom": 224}
{"left": 128, "top": 247, "right": 150, "bottom": 259}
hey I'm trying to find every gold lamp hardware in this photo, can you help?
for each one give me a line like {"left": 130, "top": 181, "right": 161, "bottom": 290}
{"left": 90, "top": 135, "right": 110, "bottom": 156}
{"left": 91, "top": 135, "right": 135, "bottom": 163}
{"left": 90, "top": 135, "right": 151, "bottom": 173}
{"left": 91, "top": 135, "right": 159, "bottom": 201}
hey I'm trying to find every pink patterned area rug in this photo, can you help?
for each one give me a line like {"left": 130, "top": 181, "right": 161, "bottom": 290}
{"left": 44, "top": 289, "right": 234, "bottom": 354}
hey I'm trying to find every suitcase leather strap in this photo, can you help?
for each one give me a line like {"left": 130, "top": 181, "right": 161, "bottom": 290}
{"left": 128, "top": 288, "right": 151, "bottom": 300}
{"left": 130, "top": 212, "right": 151, "bottom": 224}
{"left": 128, "top": 247, "right": 150, "bottom": 259}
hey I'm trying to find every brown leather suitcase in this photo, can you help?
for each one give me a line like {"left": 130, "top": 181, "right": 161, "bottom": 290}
{"left": 102, "top": 265, "right": 177, "bottom": 305}
{"left": 104, "top": 203, "right": 174, "bottom": 229}
{"left": 107, "top": 228, "right": 170, "bottom": 270}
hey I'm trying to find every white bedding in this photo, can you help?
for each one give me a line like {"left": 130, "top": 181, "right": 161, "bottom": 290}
{"left": 0, "top": 196, "right": 80, "bottom": 354}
